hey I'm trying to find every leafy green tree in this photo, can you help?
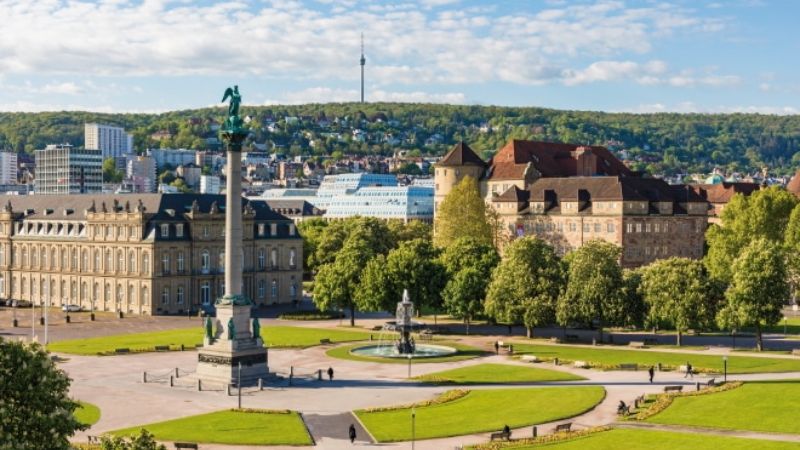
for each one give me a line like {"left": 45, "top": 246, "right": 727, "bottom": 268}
{"left": 102, "top": 157, "right": 123, "bottom": 183}
{"left": 170, "top": 178, "right": 191, "bottom": 193}
{"left": 0, "top": 339, "right": 86, "bottom": 450}
{"left": 297, "top": 218, "right": 328, "bottom": 273}
{"left": 354, "top": 255, "right": 394, "bottom": 313}
{"left": 387, "top": 220, "right": 432, "bottom": 244}
{"left": 434, "top": 176, "right": 491, "bottom": 248}
{"left": 312, "top": 240, "right": 370, "bottom": 327}
{"left": 314, "top": 217, "right": 394, "bottom": 267}
{"left": 784, "top": 203, "right": 800, "bottom": 302}
{"left": 485, "top": 237, "right": 566, "bottom": 338}
{"left": 99, "top": 429, "right": 166, "bottom": 450}
{"left": 557, "top": 240, "right": 624, "bottom": 342}
{"left": 440, "top": 236, "right": 500, "bottom": 278}
{"left": 620, "top": 268, "right": 646, "bottom": 329}
{"left": 706, "top": 187, "right": 797, "bottom": 282}
{"left": 640, "top": 258, "right": 715, "bottom": 346}
{"left": 442, "top": 267, "right": 485, "bottom": 334}
{"left": 719, "top": 238, "right": 789, "bottom": 351}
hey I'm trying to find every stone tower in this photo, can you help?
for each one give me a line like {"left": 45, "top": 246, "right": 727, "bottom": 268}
{"left": 433, "top": 142, "right": 487, "bottom": 214}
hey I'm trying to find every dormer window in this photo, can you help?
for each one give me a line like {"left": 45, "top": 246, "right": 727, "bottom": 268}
{"left": 175, "top": 224, "right": 184, "bottom": 238}
{"left": 258, "top": 223, "right": 266, "bottom": 236}
{"left": 270, "top": 223, "right": 277, "bottom": 236}
{"left": 160, "top": 224, "right": 169, "bottom": 237}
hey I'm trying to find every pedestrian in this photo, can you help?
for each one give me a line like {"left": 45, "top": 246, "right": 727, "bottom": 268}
{"left": 327, "top": 366, "right": 334, "bottom": 381}
{"left": 508, "top": 344, "right": 514, "bottom": 354}
{"left": 494, "top": 341, "right": 500, "bottom": 355}
{"left": 348, "top": 423, "right": 356, "bottom": 444}
{"left": 684, "top": 362, "right": 693, "bottom": 379}
{"left": 648, "top": 366, "right": 654, "bottom": 383}
{"left": 503, "top": 424, "right": 511, "bottom": 438}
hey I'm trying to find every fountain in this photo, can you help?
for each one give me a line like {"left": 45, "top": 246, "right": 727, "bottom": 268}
{"left": 350, "top": 289, "right": 456, "bottom": 359}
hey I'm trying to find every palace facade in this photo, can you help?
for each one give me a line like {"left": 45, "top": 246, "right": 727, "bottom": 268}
{"left": 434, "top": 140, "right": 709, "bottom": 267}
{"left": 0, "top": 193, "right": 303, "bottom": 315}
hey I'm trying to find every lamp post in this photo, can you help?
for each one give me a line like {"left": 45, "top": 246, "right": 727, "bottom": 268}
{"left": 723, "top": 356, "right": 728, "bottom": 383}
{"left": 411, "top": 407, "right": 416, "bottom": 450}
{"left": 407, "top": 353, "right": 412, "bottom": 378}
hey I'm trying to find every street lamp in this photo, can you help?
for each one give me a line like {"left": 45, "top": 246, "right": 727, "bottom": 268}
{"left": 411, "top": 407, "right": 416, "bottom": 450}
{"left": 407, "top": 353, "right": 412, "bottom": 378}
{"left": 723, "top": 356, "right": 728, "bottom": 383}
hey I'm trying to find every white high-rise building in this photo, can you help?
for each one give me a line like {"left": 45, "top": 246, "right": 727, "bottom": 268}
{"left": 85, "top": 123, "right": 133, "bottom": 159}
{"left": 126, "top": 155, "right": 157, "bottom": 193}
{"left": 35, "top": 144, "right": 103, "bottom": 195}
{"left": 0, "top": 151, "right": 18, "bottom": 185}
{"left": 200, "top": 175, "right": 221, "bottom": 194}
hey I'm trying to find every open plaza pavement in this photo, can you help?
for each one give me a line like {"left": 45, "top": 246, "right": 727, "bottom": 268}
{"left": 3, "top": 304, "right": 800, "bottom": 449}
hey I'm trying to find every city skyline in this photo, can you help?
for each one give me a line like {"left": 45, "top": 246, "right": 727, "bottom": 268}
{"left": 0, "top": 0, "right": 798, "bottom": 114}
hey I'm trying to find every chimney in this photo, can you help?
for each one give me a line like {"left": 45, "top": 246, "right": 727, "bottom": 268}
{"left": 574, "top": 147, "right": 597, "bottom": 176}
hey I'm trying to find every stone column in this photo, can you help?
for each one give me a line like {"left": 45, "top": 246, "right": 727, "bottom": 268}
{"left": 224, "top": 136, "right": 244, "bottom": 297}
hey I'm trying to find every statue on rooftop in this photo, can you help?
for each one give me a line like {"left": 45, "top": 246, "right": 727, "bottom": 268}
{"left": 221, "top": 85, "right": 244, "bottom": 133}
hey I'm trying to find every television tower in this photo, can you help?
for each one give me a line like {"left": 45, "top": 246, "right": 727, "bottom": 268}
{"left": 360, "top": 33, "right": 365, "bottom": 103}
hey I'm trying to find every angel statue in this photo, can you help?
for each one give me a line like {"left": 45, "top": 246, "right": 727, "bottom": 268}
{"left": 221, "top": 85, "right": 244, "bottom": 132}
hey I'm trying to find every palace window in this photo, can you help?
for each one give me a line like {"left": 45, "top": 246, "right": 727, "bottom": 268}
{"left": 635, "top": 223, "right": 642, "bottom": 233}
{"left": 594, "top": 223, "right": 601, "bottom": 233}
{"left": 177, "top": 252, "right": 185, "bottom": 273}
{"left": 129, "top": 251, "right": 136, "bottom": 273}
{"left": 117, "top": 250, "right": 124, "bottom": 272}
{"left": 258, "top": 280, "right": 266, "bottom": 299}
{"left": 219, "top": 251, "right": 225, "bottom": 272}
{"left": 289, "top": 249, "right": 296, "bottom": 268}
{"left": 160, "top": 224, "right": 169, "bottom": 237}
{"left": 290, "top": 282, "right": 297, "bottom": 299}
{"left": 645, "top": 223, "right": 651, "bottom": 233}
{"left": 201, "top": 250, "right": 210, "bottom": 272}
{"left": 143, "top": 253, "right": 150, "bottom": 274}
{"left": 161, "top": 253, "right": 170, "bottom": 274}
{"left": 270, "top": 249, "right": 277, "bottom": 269}
{"left": 200, "top": 282, "right": 210, "bottom": 305}
{"left": 176, "top": 286, "right": 184, "bottom": 304}
{"left": 71, "top": 249, "right": 77, "bottom": 270}
{"left": 270, "top": 224, "right": 277, "bottom": 236}
{"left": 143, "top": 287, "right": 149, "bottom": 305}
{"left": 607, "top": 223, "right": 615, "bottom": 233}
{"left": 106, "top": 250, "right": 112, "bottom": 272}
{"left": 203, "top": 225, "right": 209, "bottom": 238}
{"left": 271, "top": 279, "right": 278, "bottom": 298}
{"left": 161, "top": 287, "right": 169, "bottom": 305}
{"left": 175, "top": 224, "right": 184, "bottom": 238}
{"left": 258, "top": 224, "right": 266, "bottom": 236}
{"left": 258, "top": 249, "right": 266, "bottom": 270}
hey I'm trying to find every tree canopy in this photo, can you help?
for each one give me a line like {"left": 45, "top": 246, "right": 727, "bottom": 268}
{"left": 434, "top": 176, "right": 492, "bottom": 248}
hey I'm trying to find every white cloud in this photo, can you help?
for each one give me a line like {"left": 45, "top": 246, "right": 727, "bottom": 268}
{"left": 0, "top": 0, "right": 730, "bottom": 89}
{"left": 40, "top": 82, "right": 83, "bottom": 95}
{"left": 265, "top": 86, "right": 467, "bottom": 104}
{"left": 625, "top": 102, "right": 799, "bottom": 115}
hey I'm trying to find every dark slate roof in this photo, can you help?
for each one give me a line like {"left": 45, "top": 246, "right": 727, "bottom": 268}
{"left": 263, "top": 199, "right": 324, "bottom": 217}
{"left": 436, "top": 142, "right": 487, "bottom": 168}
{"left": 4, "top": 193, "right": 293, "bottom": 222}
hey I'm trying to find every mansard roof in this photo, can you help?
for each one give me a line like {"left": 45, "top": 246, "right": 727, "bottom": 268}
{"left": 527, "top": 176, "right": 706, "bottom": 204}
{"left": 436, "top": 142, "right": 487, "bottom": 168}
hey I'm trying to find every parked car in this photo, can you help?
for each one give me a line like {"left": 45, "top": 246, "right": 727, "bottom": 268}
{"left": 62, "top": 304, "right": 82, "bottom": 312}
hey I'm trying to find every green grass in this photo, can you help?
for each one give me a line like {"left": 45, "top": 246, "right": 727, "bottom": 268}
{"left": 326, "top": 341, "right": 486, "bottom": 364}
{"left": 511, "top": 342, "right": 800, "bottom": 374}
{"left": 356, "top": 387, "right": 604, "bottom": 442}
{"left": 75, "top": 401, "right": 101, "bottom": 426}
{"left": 110, "top": 409, "right": 312, "bottom": 446}
{"left": 48, "top": 325, "right": 372, "bottom": 355}
{"left": 480, "top": 428, "right": 800, "bottom": 449}
{"left": 647, "top": 381, "right": 800, "bottom": 434}
{"left": 414, "top": 363, "right": 584, "bottom": 384}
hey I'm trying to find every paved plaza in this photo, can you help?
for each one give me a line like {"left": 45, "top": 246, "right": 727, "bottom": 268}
{"left": 4, "top": 307, "right": 800, "bottom": 449}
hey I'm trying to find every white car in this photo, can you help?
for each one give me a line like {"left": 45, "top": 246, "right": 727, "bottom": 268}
{"left": 62, "top": 304, "right": 82, "bottom": 312}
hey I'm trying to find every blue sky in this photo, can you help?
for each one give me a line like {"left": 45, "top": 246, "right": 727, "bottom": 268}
{"left": 0, "top": 0, "right": 798, "bottom": 114}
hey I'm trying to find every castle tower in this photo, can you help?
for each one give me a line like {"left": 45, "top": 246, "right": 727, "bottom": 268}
{"left": 433, "top": 142, "right": 487, "bottom": 215}
{"left": 360, "top": 33, "right": 366, "bottom": 103}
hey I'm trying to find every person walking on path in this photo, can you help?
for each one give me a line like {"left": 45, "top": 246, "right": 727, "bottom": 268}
{"left": 684, "top": 362, "right": 693, "bottom": 379}
{"left": 494, "top": 341, "right": 500, "bottom": 355}
{"left": 348, "top": 424, "right": 356, "bottom": 444}
{"left": 503, "top": 424, "right": 511, "bottom": 439}
{"left": 648, "top": 366, "right": 655, "bottom": 383}
{"left": 327, "top": 367, "right": 334, "bottom": 381}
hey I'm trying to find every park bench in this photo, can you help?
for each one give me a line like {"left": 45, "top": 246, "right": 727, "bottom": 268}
{"left": 114, "top": 348, "right": 130, "bottom": 354}
{"left": 618, "top": 363, "right": 638, "bottom": 371}
{"left": 706, "top": 378, "right": 716, "bottom": 387}
{"left": 174, "top": 443, "right": 198, "bottom": 450}
{"left": 664, "top": 385, "right": 683, "bottom": 393}
{"left": 489, "top": 431, "right": 511, "bottom": 441}
{"left": 628, "top": 341, "right": 646, "bottom": 348}
{"left": 552, "top": 423, "right": 572, "bottom": 433}
{"left": 573, "top": 360, "right": 589, "bottom": 369}
{"left": 564, "top": 334, "right": 580, "bottom": 343}
{"left": 154, "top": 345, "right": 170, "bottom": 352}
{"left": 521, "top": 355, "right": 540, "bottom": 363}
{"left": 319, "top": 338, "right": 332, "bottom": 345}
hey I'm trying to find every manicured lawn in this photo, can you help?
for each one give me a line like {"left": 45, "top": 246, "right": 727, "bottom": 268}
{"left": 478, "top": 428, "right": 800, "bottom": 450}
{"left": 414, "top": 363, "right": 584, "bottom": 384}
{"left": 75, "top": 401, "right": 101, "bottom": 426}
{"left": 48, "top": 325, "right": 372, "bottom": 355}
{"left": 511, "top": 343, "right": 800, "bottom": 374}
{"left": 647, "top": 381, "right": 800, "bottom": 434}
{"left": 110, "top": 409, "right": 312, "bottom": 445}
{"left": 356, "top": 387, "right": 604, "bottom": 442}
{"left": 326, "top": 341, "right": 486, "bottom": 364}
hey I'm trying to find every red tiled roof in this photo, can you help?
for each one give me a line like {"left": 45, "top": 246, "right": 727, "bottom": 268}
{"left": 436, "top": 142, "right": 487, "bottom": 168}
{"left": 487, "top": 140, "right": 632, "bottom": 181}
{"left": 689, "top": 182, "right": 761, "bottom": 204}
{"left": 787, "top": 171, "right": 800, "bottom": 196}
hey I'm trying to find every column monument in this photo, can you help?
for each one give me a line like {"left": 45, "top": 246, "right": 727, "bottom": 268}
{"left": 196, "top": 86, "right": 270, "bottom": 386}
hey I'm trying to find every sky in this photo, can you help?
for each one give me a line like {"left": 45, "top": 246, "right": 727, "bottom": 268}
{"left": 0, "top": 0, "right": 798, "bottom": 114}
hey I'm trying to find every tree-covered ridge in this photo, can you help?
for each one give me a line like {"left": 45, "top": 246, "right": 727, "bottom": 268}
{"left": 2, "top": 103, "right": 800, "bottom": 175}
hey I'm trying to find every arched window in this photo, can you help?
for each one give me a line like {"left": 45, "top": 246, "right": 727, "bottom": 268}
{"left": 116, "top": 283, "right": 123, "bottom": 306}
{"left": 50, "top": 248, "right": 56, "bottom": 270}
{"left": 82, "top": 250, "right": 88, "bottom": 272}
{"left": 81, "top": 282, "right": 87, "bottom": 304}
{"left": 32, "top": 246, "right": 38, "bottom": 267}
{"left": 104, "top": 283, "right": 111, "bottom": 302}
{"left": 271, "top": 279, "right": 278, "bottom": 298}
{"left": 129, "top": 251, "right": 136, "bottom": 273}
{"left": 289, "top": 249, "right": 296, "bottom": 268}
{"left": 128, "top": 285, "right": 135, "bottom": 306}
{"left": 176, "top": 286, "right": 184, "bottom": 304}
{"left": 71, "top": 248, "right": 77, "bottom": 270}
{"left": 258, "top": 279, "right": 266, "bottom": 299}
{"left": 21, "top": 277, "right": 26, "bottom": 296}
{"left": 117, "top": 250, "right": 124, "bottom": 272}
{"left": 143, "top": 252, "right": 150, "bottom": 274}
{"left": 270, "top": 249, "right": 277, "bottom": 269}
{"left": 94, "top": 250, "right": 100, "bottom": 271}
{"left": 218, "top": 251, "right": 225, "bottom": 273}
{"left": 21, "top": 247, "right": 27, "bottom": 267}
{"left": 61, "top": 249, "right": 67, "bottom": 270}
{"left": 60, "top": 280, "right": 66, "bottom": 300}
{"left": 142, "top": 287, "right": 149, "bottom": 305}
{"left": 258, "top": 249, "right": 266, "bottom": 270}
{"left": 0, "top": 275, "right": 4, "bottom": 297}
{"left": 200, "top": 282, "right": 210, "bottom": 305}
{"left": 93, "top": 283, "right": 99, "bottom": 307}
{"left": 41, "top": 247, "right": 46, "bottom": 269}
{"left": 0, "top": 246, "right": 4, "bottom": 265}
{"left": 161, "top": 287, "right": 170, "bottom": 305}
{"left": 201, "top": 250, "right": 210, "bottom": 272}
{"left": 106, "top": 250, "right": 112, "bottom": 272}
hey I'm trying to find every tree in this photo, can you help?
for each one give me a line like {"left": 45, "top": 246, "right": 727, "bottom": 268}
{"left": 706, "top": 187, "right": 797, "bottom": 282}
{"left": 440, "top": 236, "right": 500, "bottom": 278}
{"left": 99, "top": 430, "right": 166, "bottom": 450}
{"left": 354, "top": 255, "right": 394, "bottom": 313}
{"left": 314, "top": 217, "right": 394, "bottom": 267}
{"left": 442, "top": 267, "right": 485, "bottom": 334}
{"left": 102, "top": 157, "right": 123, "bottom": 183}
{"left": 485, "top": 237, "right": 566, "bottom": 338}
{"left": 640, "top": 258, "right": 715, "bottom": 346}
{"left": 784, "top": 203, "right": 800, "bottom": 303}
{"left": 620, "top": 268, "right": 646, "bottom": 329}
{"left": 297, "top": 218, "right": 328, "bottom": 273}
{"left": 557, "top": 240, "right": 624, "bottom": 342}
{"left": 312, "top": 240, "right": 370, "bottom": 327}
{"left": 434, "top": 176, "right": 492, "bottom": 248}
{"left": 0, "top": 339, "right": 86, "bottom": 450}
{"left": 719, "top": 238, "right": 789, "bottom": 351}
{"left": 387, "top": 220, "right": 432, "bottom": 244}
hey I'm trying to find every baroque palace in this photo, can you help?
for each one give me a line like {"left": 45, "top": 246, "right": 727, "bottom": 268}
{"left": 0, "top": 194, "right": 302, "bottom": 315}
{"left": 434, "top": 140, "right": 709, "bottom": 267}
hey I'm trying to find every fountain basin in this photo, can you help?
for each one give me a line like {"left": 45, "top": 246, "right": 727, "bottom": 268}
{"left": 350, "top": 343, "right": 457, "bottom": 359}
